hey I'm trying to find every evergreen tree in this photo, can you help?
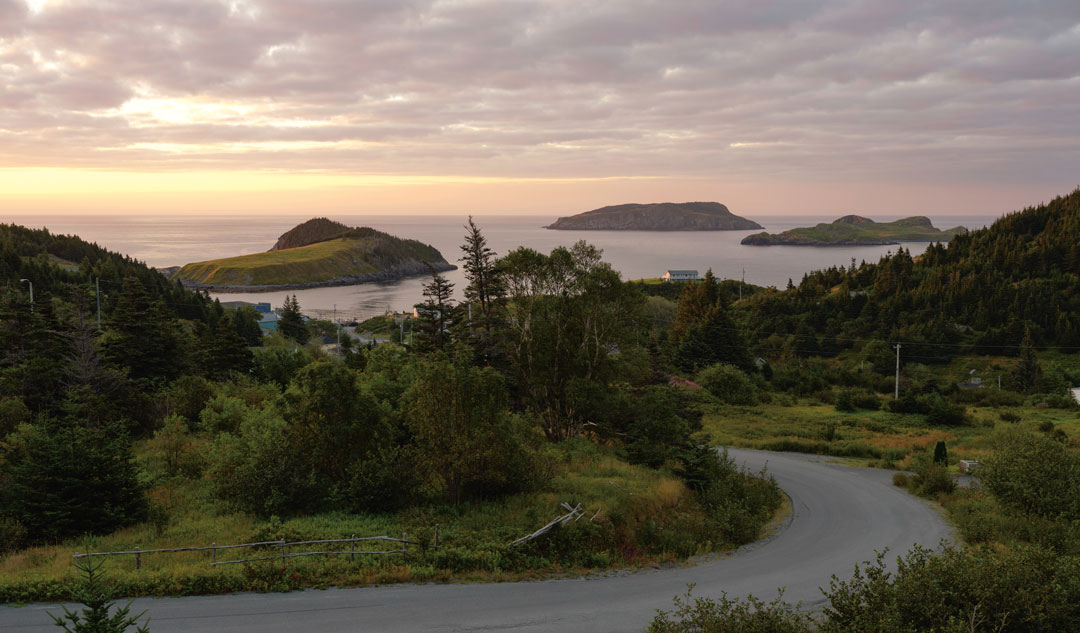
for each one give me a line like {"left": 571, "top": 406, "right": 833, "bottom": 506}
{"left": 459, "top": 216, "right": 504, "bottom": 334}
{"left": 102, "top": 278, "right": 186, "bottom": 384}
{"left": 204, "top": 312, "right": 254, "bottom": 379}
{"left": 1012, "top": 326, "right": 1043, "bottom": 394}
{"left": 933, "top": 441, "right": 948, "bottom": 465}
{"left": 413, "top": 267, "right": 455, "bottom": 353}
{"left": 2, "top": 419, "right": 146, "bottom": 543}
{"left": 49, "top": 552, "right": 150, "bottom": 633}
{"left": 278, "top": 295, "right": 309, "bottom": 344}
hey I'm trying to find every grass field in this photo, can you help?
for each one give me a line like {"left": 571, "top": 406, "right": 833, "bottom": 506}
{"left": 698, "top": 397, "right": 1078, "bottom": 471}
{"left": 0, "top": 441, "right": 746, "bottom": 603}
{"left": 177, "top": 238, "right": 382, "bottom": 286}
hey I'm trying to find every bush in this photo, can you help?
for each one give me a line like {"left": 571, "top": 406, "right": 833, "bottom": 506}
{"left": 892, "top": 472, "right": 908, "bottom": 487}
{"left": 834, "top": 389, "right": 855, "bottom": 412}
{"left": 912, "top": 464, "right": 955, "bottom": 497}
{"left": 981, "top": 427, "right": 1080, "bottom": 520}
{"left": 696, "top": 364, "right": 757, "bottom": 406}
{"left": 648, "top": 587, "right": 814, "bottom": 633}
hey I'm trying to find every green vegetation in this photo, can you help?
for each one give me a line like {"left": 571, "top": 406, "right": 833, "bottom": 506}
{"left": 741, "top": 214, "right": 966, "bottom": 246}
{"left": 0, "top": 221, "right": 781, "bottom": 603}
{"left": 176, "top": 226, "right": 451, "bottom": 287}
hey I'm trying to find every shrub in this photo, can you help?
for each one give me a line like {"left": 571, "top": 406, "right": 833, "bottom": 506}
{"left": 892, "top": 472, "right": 909, "bottom": 487}
{"left": 913, "top": 464, "right": 955, "bottom": 497}
{"left": 648, "top": 587, "right": 813, "bottom": 633}
{"left": 696, "top": 364, "right": 757, "bottom": 406}
{"left": 981, "top": 427, "right": 1080, "bottom": 520}
{"left": 834, "top": 389, "right": 855, "bottom": 412}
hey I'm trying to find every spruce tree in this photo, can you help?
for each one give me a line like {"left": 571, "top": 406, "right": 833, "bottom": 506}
{"left": 413, "top": 267, "right": 455, "bottom": 353}
{"left": 50, "top": 551, "right": 150, "bottom": 633}
{"left": 278, "top": 295, "right": 309, "bottom": 344}
{"left": 1012, "top": 326, "right": 1043, "bottom": 394}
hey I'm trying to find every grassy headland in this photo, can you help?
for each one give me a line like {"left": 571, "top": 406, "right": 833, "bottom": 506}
{"left": 176, "top": 228, "right": 452, "bottom": 288}
{"left": 741, "top": 215, "right": 966, "bottom": 245}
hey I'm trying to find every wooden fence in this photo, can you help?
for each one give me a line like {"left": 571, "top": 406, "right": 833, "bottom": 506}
{"left": 73, "top": 528, "right": 440, "bottom": 572}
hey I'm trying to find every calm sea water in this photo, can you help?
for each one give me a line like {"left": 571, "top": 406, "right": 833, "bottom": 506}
{"left": 14, "top": 213, "right": 996, "bottom": 321}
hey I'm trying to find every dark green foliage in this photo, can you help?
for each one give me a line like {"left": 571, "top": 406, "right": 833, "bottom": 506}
{"left": 1011, "top": 326, "right": 1044, "bottom": 393}
{"left": 405, "top": 356, "right": 543, "bottom": 504}
{"left": 49, "top": 553, "right": 150, "bottom": 633}
{"left": 283, "top": 361, "right": 390, "bottom": 484}
{"left": 648, "top": 586, "right": 813, "bottom": 633}
{"left": 981, "top": 427, "right": 1080, "bottom": 520}
{"left": 0, "top": 396, "right": 30, "bottom": 438}
{"left": 277, "top": 295, "right": 308, "bottom": 344}
{"left": 206, "top": 407, "right": 320, "bottom": 516}
{"left": 625, "top": 386, "right": 690, "bottom": 468}
{"left": 202, "top": 312, "right": 254, "bottom": 379}
{"left": 102, "top": 277, "right": 187, "bottom": 384}
{"left": 458, "top": 216, "right": 504, "bottom": 358}
{"left": 689, "top": 449, "right": 783, "bottom": 545}
{"left": 695, "top": 363, "right": 757, "bottom": 405}
{"left": 740, "top": 189, "right": 1080, "bottom": 363}
{"left": 821, "top": 545, "right": 1080, "bottom": 633}
{"left": 252, "top": 347, "right": 310, "bottom": 389}
{"left": 412, "top": 267, "right": 455, "bottom": 353}
{"left": 500, "top": 242, "right": 645, "bottom": 441}
{"left": 933, "top": 440, "right": 948, "bottom": 465}
{"left": 671, "top": 270, "right": 753, "bottom": 372}
{"left": 2, "top": 420, "right": 146, "bottom": 543}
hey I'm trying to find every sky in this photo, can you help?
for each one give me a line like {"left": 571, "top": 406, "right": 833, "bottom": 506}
{"left": 1, "top": 0, "right": 1078, "bottom": 216}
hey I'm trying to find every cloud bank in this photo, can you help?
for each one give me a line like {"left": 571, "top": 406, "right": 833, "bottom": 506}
{"left": 1, "top": 0, "right": 1078, "bottom": 191}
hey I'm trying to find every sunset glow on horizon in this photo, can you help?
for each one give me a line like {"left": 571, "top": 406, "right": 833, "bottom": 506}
{"left": 1, "top": 0, "right": 1077, "bottom": 216}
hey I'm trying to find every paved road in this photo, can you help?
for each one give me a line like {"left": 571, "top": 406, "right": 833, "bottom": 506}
{"left": 2, "top": 449, "right": 953, "bottom": 633}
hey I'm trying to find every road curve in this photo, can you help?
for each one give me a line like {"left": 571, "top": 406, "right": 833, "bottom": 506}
{"left": 2, "top": 449, "right": 953, "bottom": 633}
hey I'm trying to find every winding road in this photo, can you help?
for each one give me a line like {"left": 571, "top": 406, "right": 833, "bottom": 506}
{"left": 2, "top": 449, "right": 953, "bottom": 632}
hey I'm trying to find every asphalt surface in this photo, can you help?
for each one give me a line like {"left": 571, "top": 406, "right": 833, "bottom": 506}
{"left": 2, "top": 449, "right": 954, "bottom": 633}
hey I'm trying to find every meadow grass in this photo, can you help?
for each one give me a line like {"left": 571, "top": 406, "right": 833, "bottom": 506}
{"left": 0, "top": 441, "right": 725, "bottom": 602}
{"left": 177, "top": 238, "right": 380, "bottom": 285}
{"left": 698, "top": 397, "right": 1079, "bottom": 470}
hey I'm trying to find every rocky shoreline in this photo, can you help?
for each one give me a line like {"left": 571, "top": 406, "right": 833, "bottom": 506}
{"left": 175, "top": 262, "right": 457, "bottom": 293}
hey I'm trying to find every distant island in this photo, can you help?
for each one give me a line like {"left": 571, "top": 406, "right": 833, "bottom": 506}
{"left": 546, "top": 202, "right": 763, "bottom": 231}
{"left": 175, "top": 218, "right": 455, "bottom": 291}
{"left": 740, "top": 215, "right": 967, "bottom": 246}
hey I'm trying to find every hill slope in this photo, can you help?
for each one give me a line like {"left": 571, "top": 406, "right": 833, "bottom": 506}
{"left": 269, "top": 217, "right": 352, "bottom": 251}
{"left": 741, "top": 215, "right": 967, "bottom": 245}
{"left": 177, "top": 223, "right": 454, "bottom": 290}
{"left": 546, "top": 202, "right": 763, "bottom": 231}
{"left": 740, "top": 188, "right": 1080, "bottom": 356}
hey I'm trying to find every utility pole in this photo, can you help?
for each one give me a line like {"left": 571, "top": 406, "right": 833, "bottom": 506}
{"left": 893, "top": 343, "right": 902, "bottom": 399}
{"left": 19, "top": 278, "right": 33, "bottom": 313}
{"left": 95, "top": 278, "right": 102, "bottom": 331}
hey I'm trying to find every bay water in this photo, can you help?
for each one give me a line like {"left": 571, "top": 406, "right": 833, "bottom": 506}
{"left": 13, "top": 213, "right": 995, "bottom": 321}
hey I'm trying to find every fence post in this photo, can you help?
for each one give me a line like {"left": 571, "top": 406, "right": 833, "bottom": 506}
{"left": 135, "top": 546, "right": 141, "bottom": 572}
{"left": 350, "top": 535, "right": 355, "bottom": 562}
{"left": 281, "top": 540, "right": 286, "bottom": 566}
{"left": 402, "top": 532, "right": 407, "bottom": 559}
{"left": 434, "top": 524, "right": 439, "bottom": 549}
{"left": 212, "top": 543, "right": 216, "bottom": 565}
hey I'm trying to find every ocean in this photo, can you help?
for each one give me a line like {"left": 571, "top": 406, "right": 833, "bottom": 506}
{"left": 12, "top": 213, "right": 997, "bottom": 321}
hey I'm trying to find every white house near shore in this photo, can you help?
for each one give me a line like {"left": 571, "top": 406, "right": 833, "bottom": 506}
{"left": 662, "top": 269, "right": 700, "bottom": 282}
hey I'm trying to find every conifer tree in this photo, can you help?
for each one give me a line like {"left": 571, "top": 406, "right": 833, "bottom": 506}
{"left": 413, "top": 267, "right": 455, "bottom": 353}
{"left": 278, "top": 295, "right": 309, "bottom": 344}
{"left": 1011, "top": 326, "right": 1043, "bottom": 394}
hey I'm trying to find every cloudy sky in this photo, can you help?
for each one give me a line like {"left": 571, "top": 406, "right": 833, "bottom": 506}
{"left": 1, "top": 0, "right": 1078, "bottom": 215}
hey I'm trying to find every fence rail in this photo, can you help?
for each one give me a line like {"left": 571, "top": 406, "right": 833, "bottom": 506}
{"left": 73, "top": 527, "right": 440, "bottom": 572}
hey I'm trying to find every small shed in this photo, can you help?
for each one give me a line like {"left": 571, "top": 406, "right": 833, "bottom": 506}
{"left": 959, "top": 460, "right": 981, "bottom": 474}
{"left": 662, "top": 269, "right": 699, "bottom": 282}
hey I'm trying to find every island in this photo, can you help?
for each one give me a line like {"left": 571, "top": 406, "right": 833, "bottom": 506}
{"left": 175, "top": 218, "right": 455, "bottom": 291}
{"left": 740, "top": 215, "right": 967, "bottom": 246}
{"left": 545, "top": 202, "right": 763, "bottom": 231}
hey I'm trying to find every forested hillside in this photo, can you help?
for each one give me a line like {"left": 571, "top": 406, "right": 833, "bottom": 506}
{"left": 740, "top": 188, "right": 1080, "bottom": 361}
